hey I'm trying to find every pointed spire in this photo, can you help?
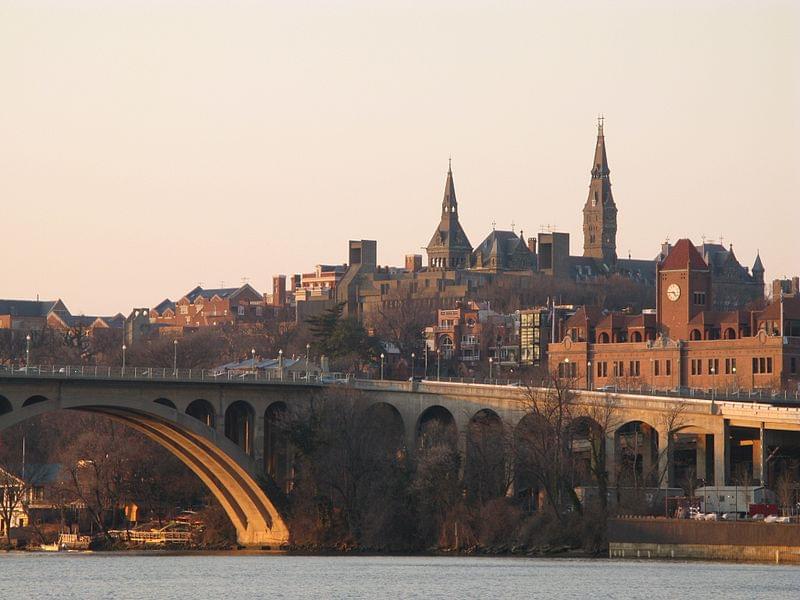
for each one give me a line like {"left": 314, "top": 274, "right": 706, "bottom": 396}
{"left": 442, "top": 160, "right": 457, "bottom": 216}
{"left": 753, "top": 251, "right": 764, "bottom": 273}
{"left": 592, "top": 115, "right": 610, "bottom": 179}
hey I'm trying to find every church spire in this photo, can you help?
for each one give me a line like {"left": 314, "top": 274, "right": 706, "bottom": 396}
{"left": 591, "top": 115, "right": 610, "bottom": 179}
{"left": 582, "top": 116, "right": 617, "bottom": 265}
{"left": 442, "top": 159, "right": 457, "bottom": 216}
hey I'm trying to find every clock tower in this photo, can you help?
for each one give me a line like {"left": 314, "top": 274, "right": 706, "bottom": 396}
{"left": 656, "top": 239, "right": 712, "bottom": 340}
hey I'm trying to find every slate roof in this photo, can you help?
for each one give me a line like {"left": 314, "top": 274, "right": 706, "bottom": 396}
{"left": 472, "top": 230, "right": 532, "bottom": 269}
{"left": 0, "top": 299, "right": 61, "bottom": 317}
{"left": 659, "top": 239, "right": 708, "bottom": 270}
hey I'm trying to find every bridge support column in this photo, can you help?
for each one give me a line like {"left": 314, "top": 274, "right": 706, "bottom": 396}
{"left": 656, "top": 428, "right": 671, "bottom": 489}
{"left": 253, "top": 412, "right": 265, "bottom": 471}
{"left": 696, "top": 434, "right": 709, "bottom": 482}
{"left": 752, "top": 422, "right": 767, "bottom": 486}
{"left": 605, "top": 434, "right": 616, "bottom": 488}
{"left": 713, "top": 419, "right": 730, "bottom": 487}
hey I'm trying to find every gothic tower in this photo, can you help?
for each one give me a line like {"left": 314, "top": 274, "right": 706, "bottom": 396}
{"left": 582, "top": 117, "right": 618, "bottom": 265}
{"left": 426, "top": 161, "right": 473, "bottom": 270}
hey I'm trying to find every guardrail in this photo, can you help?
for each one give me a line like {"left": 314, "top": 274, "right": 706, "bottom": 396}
{"left": 0, "top": 364, "right": 325, "bottom": 385}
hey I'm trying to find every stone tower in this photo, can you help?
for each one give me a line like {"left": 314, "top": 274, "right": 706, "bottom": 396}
{"left": 582, "top": 117, "right": 618, "bottom": 265}
{"left": 426, "top": 161, "right": 473, "bottom": 270}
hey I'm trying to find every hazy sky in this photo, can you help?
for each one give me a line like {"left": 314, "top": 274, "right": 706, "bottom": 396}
{"left": 2, "top": 0, "right": 798, "bottom": 315}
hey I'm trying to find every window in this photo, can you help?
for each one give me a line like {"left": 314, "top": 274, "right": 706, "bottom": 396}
{"left": 179, "top": 305, "right": 189, "bottom": 315}
{"left": 725, "top": 358, "right": 736, "bottom": 375}
{"left": 653, "top": 360, "right": 660, "bottom": 376}
{"left": 666, "top": 360, "right": 672, "bottom": 376}
{"left": 613, "top": 361, "right": 624, "bottom": 377}
{"left": 238, "top": 305, "right": 245, "bottom": 316}
{"left": 693, "top": 291, "right": 707, "bottom": 306}
{"left": 629, "top": 361, "right": 640, "bottom": 377}
{"left": 708, "top": 358, "right": 719, "bottom": 375}
{"left": 753, "top": 357, "right": 773, "bottom": 374}
{"left": 691, "top": 359, "right": 702, "bottom": 376}
{"left": 597, "top": 361, "right": 607, "bottom": 378}
{"left": 767, "top": 357, "right": 773, "bottom": 373}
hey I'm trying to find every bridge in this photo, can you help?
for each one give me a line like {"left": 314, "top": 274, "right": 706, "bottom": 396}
{"left": 2, "top": 366, "right": 800, "bottom": 546}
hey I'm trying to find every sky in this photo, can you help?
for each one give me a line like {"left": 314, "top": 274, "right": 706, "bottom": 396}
{"left": 1, "top": 0, "right": 798, "bottom": 315}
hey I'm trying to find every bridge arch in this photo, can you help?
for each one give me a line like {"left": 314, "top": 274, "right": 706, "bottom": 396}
{"left": 0, "top": 396, "right": 289, "bottom": 547}
{"left": 568, "top": 416, "right": 604, "bottom": 487}
{"left": 154, "top": 397, "right": 176, "bottom": 409}
{"left": 615, "top": 420, "right": 660, "bottom": 488}
{"left": 0, "top": 395, "right": 11, "bottom": 415}
{"left": 363, "top": 402, "right": 406, "bottom": 457}
{"left": 416, "top": 405, "right": 457, "bottom": 449}
{"left": 23, "top": 395, "right": 48, "bottom": 407}
{"left": 264, "top": 401, "right": 289, "bottom": 489}
{"left": 186, "top": 399, "right": 215, "bottom": 427}
{"left": 225, "top": 400, "right": 255, "bottom": 455}
{"left": 465, "top": 409, "right": 507, "bottom": 502}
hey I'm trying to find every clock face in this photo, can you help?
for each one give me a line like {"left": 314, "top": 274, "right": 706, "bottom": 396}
{"left": 667, "top": 283, "right": 681, "bottom": 302}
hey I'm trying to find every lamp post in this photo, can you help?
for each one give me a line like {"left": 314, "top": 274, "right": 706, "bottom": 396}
{"left": 424, "top": 348, "right": 429, "bottom": 377}
{"left": 306, "top": 343, "right": 311, "bottom": 381}
{"left": 489, "top": 356, "right": 493, "bottom": 380}
{"left": 251, "top": 348, "right": 256, "bottom": 375}
{"left": 587, "top": 360, "right": 592, "bottom": 391}
{"left": 122, "top": 344, "right": 127, "bottom": 374}
{"left": 437, "top": 348, "right": 441, "bottom": 381}
{"left": 710, "top": 366, "right": 716, "bottom": 411}
{"left": 173, "top": 339, "right": 178, "bottom": 375}
{"left": 564, "top": 357, "right": 570, "bottom": 381}
{"left": 380, "top": 353, "right": 385, "bottom": 380}
{"left": 411, "top": 352, "right": 416, "bottom": 380}
{"left": 25, "top": 334, "right": 31, "bottom": 367}
{"left": 278, "top": 349, "right": 284, "bottom": 380}
{"left": 732, "top": 365, "right": 737, "bottom": 397}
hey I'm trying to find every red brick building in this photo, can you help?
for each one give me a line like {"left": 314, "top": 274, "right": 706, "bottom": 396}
{"left": 549, "top": 239, "right": 800, "bottom": 392}
{"left": 150, "top": 284, "right": 264, "bottom": 329}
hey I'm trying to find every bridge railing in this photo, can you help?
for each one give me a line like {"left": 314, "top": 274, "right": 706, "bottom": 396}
{"left": 0, "top": 364, "right": 326, "bottom": 386}
{"left": 353, "top": 375, "right": 800, "bottom": 405}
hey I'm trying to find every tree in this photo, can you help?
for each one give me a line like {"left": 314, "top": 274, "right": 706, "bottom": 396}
{"left": 517, "top": 371, "right": 582, "bottom": 520}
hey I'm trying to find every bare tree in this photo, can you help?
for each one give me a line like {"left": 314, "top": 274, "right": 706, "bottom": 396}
{"left": 517, "top": 371, "right": 581, "bottom": 520}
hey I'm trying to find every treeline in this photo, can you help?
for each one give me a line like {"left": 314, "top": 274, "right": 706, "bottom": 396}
{"left": 275, "top": 384, "right": 641, "bottom": 554}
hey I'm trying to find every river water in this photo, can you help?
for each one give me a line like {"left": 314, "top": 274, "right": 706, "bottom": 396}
{"left": 2, "top": 554, "right": 800, "bottom": 599}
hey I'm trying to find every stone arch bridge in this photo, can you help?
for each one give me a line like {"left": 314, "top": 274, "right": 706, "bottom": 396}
{"left": 2, "top": 372, "right": 800, "bottom": 546}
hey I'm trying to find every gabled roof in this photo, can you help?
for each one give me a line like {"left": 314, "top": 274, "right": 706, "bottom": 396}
{"left": 659, "top": 238, "right": 708, "bottom": 270}
{"left": 153, "top": 299, "right": 175, "bottom": 314}
{"left": 0, "top": 299, "right": 63, "bottom": 318}
{"left": 472, "top": 230, "right": 532, "bottom": 268}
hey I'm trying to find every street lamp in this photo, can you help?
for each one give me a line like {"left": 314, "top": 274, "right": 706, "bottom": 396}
{"left": 278, "top": 349, "right": 284, "bottom": 380}
{"left": 306, "top": 343, "right": 311, "bottom": 381}
{"left": 437, "top": 348, "right": 441, "bottom": 381}
{"left": 251, "top": 348, "right": 256, "bottom": 375}
{"left": 587, "top": 360, "right": 592, "bottom": 391}
{"left": 122, "top": 344, "right": 127, "bottom": 374}
{"left": 424, "top": 348, "right": 429, "bottom": 377}
{"left": 173, "top": 339, "right": 178, "bottom": 375}
{"left": 710, "top": 366, "right": 716, "bottom": 410}
{"left": 411, "top": 352, "right": 416, "bottom": 380}
{"left": 380, "top": 352, "right": 385, "bottom": 380}
{"left": 25, "top": 334, "right": 31, "bottom": 368}
{"left": 489, "top": 356, "right": 493, "bottom": 380}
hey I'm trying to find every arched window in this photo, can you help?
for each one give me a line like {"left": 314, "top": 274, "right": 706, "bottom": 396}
{"left": 690, "top": 329, "right": 702, "bottom": 341}
{"left": 631, "top": 331, "right": 643, "bottom": 342}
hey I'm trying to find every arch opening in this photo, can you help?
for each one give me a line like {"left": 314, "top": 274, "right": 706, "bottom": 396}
{"left": 615, "top": 421, "right": 660, "bottom": 489}
{"left": 23, "top": 395, "right": 48, "bottom": 407}
{"left": 416, "top": 405, "right": 457, "bottom": 450}
{"left": 465, "top": 409, "right": 507, "bottom": 503}
{"left": 187, "top": 399, "right": 215, "bottom": 428}
{"left": 225, "top": 401, "right": 255, "bottom": 456}
{"left": 264, "top": 401, "right": 289, "bottom": 491}
{"left": 0, "top": 395, "right": 11, "bottom": 416}
{"left": 363, "top": 402, "right": 406, "bottom": 458}
{"left": 0, "top": 399, "right": 288, "bottom": 547}
{"left": 154, "top": 398, "right": 176, "bottom": 409}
